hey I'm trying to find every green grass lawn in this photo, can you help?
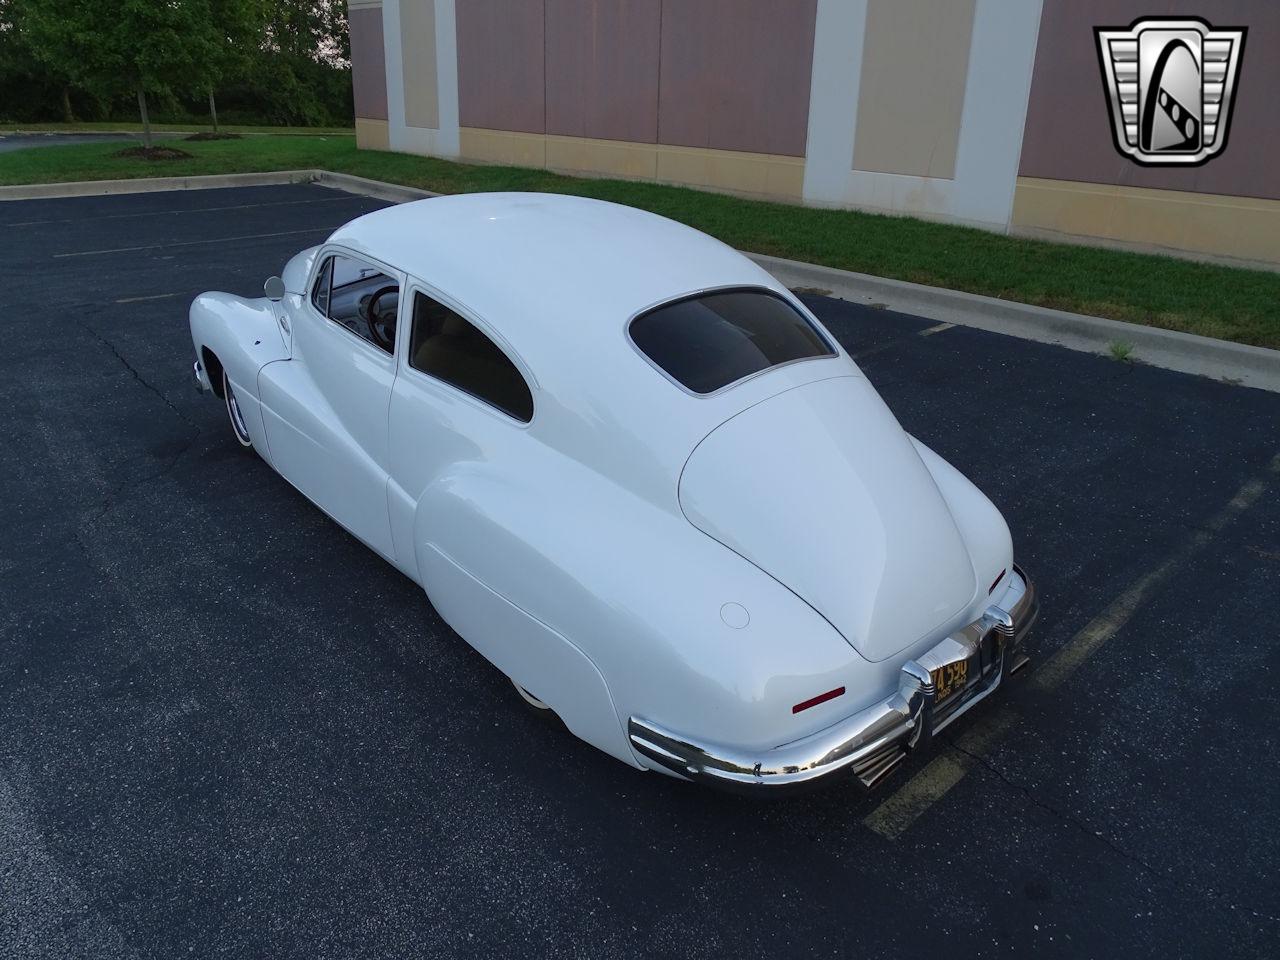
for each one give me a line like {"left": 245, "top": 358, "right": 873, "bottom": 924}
{"left": 4, "top": 134, "right": 1277, "bottom": 349}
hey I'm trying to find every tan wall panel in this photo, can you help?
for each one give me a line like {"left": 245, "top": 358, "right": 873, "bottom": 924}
{"left": 655, "top": 145, "right": 804, "bottom": 199}
{"left": 852, "top": 0, "right": 976, "bottom": 179}
{"left": 457, "top": 128, "right": 803, "bottom": 200}
{"left": 1012, "top": 177, "right": 1280, "bottom": 265}
{"left": 545, "top": 136, "right": 659, "bottom": 180}
{"left": 458, "top": 128, "right": 548, "bottom": 168}
{"left": 399, "top": 0, "right": 439, "bottom": 129}
{"left": 356, "top": 118, "right": 391, "bottom": 151}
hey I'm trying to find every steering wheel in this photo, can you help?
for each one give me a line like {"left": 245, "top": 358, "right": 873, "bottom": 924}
{"left": 365, "top": 285, "right": 399, "bottom": 351}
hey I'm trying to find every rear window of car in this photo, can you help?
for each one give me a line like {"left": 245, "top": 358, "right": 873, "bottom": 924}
{"left": 629, "top": 289, "right": 835, "bottom": 395}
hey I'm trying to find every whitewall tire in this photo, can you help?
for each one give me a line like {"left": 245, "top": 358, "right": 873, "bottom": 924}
{"left": 512, "top": 679, "right": 553, "bottom": 712}
{"left": 223, "top": 369, "right": 254, "bottom": 449}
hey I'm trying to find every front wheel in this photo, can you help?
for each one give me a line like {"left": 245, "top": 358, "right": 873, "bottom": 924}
{"left": 222, "top": 368, "right": 253, "bottom": 449}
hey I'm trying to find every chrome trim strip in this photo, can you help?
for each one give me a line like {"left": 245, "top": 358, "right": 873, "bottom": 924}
{"left": 629, "top": 565, "right": 1038, "bottom": 795}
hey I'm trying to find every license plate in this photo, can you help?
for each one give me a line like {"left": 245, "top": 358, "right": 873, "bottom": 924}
{"left": 931, "top": 660, "right": 970, "bottom": 706}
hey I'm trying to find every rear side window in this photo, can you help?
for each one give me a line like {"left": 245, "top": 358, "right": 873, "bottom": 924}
{"left": 630, "top": 289, "right": 835, "bottom": 394}
{"left": 409, "top": 292, "right": 533, "bottom": 422}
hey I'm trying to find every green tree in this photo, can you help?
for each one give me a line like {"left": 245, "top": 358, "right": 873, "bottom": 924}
{"left": 264, "top": 0, "right": 349, "bottom": 64}
{"left": 206, "top": 0, "right": 262, "bottom": 132}
{"left": 237, "top": 0, "right": 350, "bottom": 127}
{"left": 17, "top": 0, "right": 223, "bottom": 146}
{"left": 0, "top": 0, "right": 75, "bottom": 121}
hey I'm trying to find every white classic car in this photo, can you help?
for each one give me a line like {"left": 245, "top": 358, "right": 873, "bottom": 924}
{"left": 190, "top": 193, "right": 1037, "bottom": 794}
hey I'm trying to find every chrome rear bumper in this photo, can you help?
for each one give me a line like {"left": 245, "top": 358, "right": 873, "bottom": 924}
{"left": 628, "top": 564, "right": 1038, "bottom": 795}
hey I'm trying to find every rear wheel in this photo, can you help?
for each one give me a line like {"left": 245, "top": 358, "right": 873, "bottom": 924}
{"left": 222, "top": 368, "right": 253, "bottom": 449}
{"left": 513, "top": 680, "right": 552, "bottom": 712}
{"left": 511, "top": 680, "right": 567, "bottom": 731}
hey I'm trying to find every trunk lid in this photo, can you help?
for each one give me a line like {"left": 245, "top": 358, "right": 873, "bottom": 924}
{"left": 679, "top": 376, "right": 976, "bottom": 662}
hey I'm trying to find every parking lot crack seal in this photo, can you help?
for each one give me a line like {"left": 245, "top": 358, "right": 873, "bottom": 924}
{"left": 943, "top": 738, "right": 1280, "bottom": 926}
{"left": 943, "top": 737, "right": 1159, "bottom": 871}
{"left": 72, "top": 318, "right": 203, "bottom": 525}
{"left": 77, "top": 319, "right": 197, "bottom": 429}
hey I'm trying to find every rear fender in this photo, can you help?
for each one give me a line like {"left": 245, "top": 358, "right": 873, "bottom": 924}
{"left": 411, "top": 452, "right": 877, "bottom": 763}
{"left": 909, "top": 436, "right": 1013, "bottom": 617}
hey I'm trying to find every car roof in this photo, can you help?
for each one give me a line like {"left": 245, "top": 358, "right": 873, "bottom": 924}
{"left": 325, "top": 193, "right": 847, "bottom": 494}
{"left": 326, "top": 192, "right": 779, "bottom": 376}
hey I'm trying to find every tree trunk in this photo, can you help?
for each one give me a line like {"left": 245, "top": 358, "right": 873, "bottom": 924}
{"left": 136, "top": 87, "right": 152, "bottom": 148}
{"left": 61, "top": 86, "right": 74, "bottom": 124}
{"left": 208, "top": 88, "right": 219, "bottom": 133}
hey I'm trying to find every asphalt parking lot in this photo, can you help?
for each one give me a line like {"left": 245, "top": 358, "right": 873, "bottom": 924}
{"left": 2, "top": 183, "right": 1278, "bottom": 959}
{"left": 0, "top": 132, "right": 139, "bottom": 153}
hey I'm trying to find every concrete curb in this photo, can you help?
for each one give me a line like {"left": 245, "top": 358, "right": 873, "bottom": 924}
{"left": 0, "top": 169, "right": 316, "bottom": 201}
{"left": 5, "top": 168, "right": 1276, "bottom": 393}
{"left": 746, "top": 253, "right": 1280, "bottom": 394}
{"left": 314, "top": 170, "right": 438, "bottom": 204}
{"left": 0, "top": 169, "right": 440, "bottom": 204}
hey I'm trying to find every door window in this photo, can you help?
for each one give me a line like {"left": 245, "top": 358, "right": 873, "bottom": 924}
{"left": 408, "top": 291, "right": 533, "bottom": 422}
{"left": 312, "top": 254, "right": 399, "bottom": 354}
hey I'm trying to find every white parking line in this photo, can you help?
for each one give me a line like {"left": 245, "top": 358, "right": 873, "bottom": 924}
{"left": 1028, "top": 490, "right": 1266, "bottom": 695}
{"left": 862, "top": 753, "right": 972, "bottom": 839}
{"left": 919, "top": 322, "right": 955, "bottom": 337}
{"left": 114, "top": 293, "right": 179, "bottom": 304}
{"left": 54, "top": 226, "right": 335, "bottom": 258}
{"left": 864, "top": 453, "right": 1279, "bottom": 840}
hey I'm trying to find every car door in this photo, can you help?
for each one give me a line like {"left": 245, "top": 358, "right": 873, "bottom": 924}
{"left": 385, "top": 283, "right": 535, "bottom": 580}
{"left": 258, "top": 249, "right": 401, "bottom": 559}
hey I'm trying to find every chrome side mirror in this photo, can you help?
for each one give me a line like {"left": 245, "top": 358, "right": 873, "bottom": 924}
{"left": 264, "top": 276, "right": 286, "bottom": 302}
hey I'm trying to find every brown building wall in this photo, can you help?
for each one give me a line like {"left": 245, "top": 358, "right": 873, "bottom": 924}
{"left": 349, "top": 6, "right": 388, "bottom": 122}
{"left": 455, "top": 0, "right": 816, "bottom": 158}
{"left": 355, "top": 0, "right": 1275, "bottom": 263}
{"left": 545, "top": 0, "right": 661, "bottom": 144}
{"left": 656, "top": 0, "right": 817, "bottom": 157}
{"left": 455, "top": 0, "right": 545, "bottom": 134}
{"left": 1019, "top": 0, "right": 1279, "bottom": 201}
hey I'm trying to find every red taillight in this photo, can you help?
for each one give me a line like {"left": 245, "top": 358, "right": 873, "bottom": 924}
{"left": 792, "top": 686, "right": 845, "bottom": 714}
{"left": 989, "top": 569, "right": 1007, "bottom": 594}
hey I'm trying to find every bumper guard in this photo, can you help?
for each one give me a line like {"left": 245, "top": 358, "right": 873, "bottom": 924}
{"left": 628, "top": 564, "right": 1038, "bottom": 795}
